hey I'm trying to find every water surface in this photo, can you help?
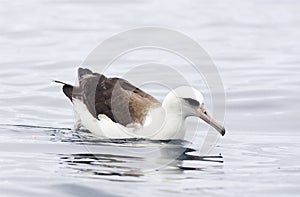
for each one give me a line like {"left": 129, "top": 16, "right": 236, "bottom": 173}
{"left": 1, "top": 0, "right": 300, "bottom": 196}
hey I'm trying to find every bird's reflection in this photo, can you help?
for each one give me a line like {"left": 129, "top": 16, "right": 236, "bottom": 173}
{"left": 59, "top": 137, "right": 223, "bottom": 178}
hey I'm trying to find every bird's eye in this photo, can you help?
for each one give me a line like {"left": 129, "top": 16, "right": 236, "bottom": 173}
{"left": 203, "top": 110, "right": 207, "bottom": 115}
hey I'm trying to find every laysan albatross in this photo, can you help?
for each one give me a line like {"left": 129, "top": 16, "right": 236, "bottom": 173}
{"left": 55, "top": 68, "right": 225, "bottom": 140}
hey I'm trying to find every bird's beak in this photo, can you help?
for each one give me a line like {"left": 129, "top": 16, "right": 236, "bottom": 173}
{"left": 196, "top": 103, "right": 226, "bottom": 136}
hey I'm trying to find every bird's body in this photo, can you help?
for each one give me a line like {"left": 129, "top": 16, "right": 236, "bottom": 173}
{"left": 56, "top": 68, "right": 225, "bottom": 140}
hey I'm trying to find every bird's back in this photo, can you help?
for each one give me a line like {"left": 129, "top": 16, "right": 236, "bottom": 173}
{"left": 73, "top": 68, "right": 160, "bottom": 126}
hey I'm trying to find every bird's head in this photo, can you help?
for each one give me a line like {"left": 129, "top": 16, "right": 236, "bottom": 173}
{"left": 163, "top": 86, "right": 225, "bottom": 136}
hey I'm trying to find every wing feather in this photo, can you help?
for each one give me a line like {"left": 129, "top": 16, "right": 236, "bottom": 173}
{"left": 77, "top": 68, "right": 160, "bottom": 126}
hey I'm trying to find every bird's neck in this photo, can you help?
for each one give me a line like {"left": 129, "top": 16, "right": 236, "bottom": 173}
{"left": 144, "top": 105, "right": 186, "bottom": 139}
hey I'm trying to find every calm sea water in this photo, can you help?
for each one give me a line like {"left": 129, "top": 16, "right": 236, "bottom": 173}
{"left": 1, "top": 0, "right": 300, "bottom": 196}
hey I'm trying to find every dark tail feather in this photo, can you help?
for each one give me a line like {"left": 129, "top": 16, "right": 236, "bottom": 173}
{"left": 53, "top": 80, "right": 69, "bottom": 85}
{"left": 78, "top": 67, "right": 93, "bottom": 78}
{"left": 53, "top": 80, "right": 74, "bottom": 101}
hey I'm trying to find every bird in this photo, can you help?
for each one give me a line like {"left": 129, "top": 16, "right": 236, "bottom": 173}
{"left": 55, "top": 67, "right": 225, "bottom": 140}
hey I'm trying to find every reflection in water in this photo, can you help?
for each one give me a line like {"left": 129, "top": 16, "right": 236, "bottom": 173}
{"left": 1, "top": 124, "right": 223, "bottom": 179}
{"left": 58, "top": 132, "right": 223, "bottom": 179}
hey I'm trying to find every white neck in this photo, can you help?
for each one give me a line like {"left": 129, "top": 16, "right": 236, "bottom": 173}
{"left": 140, "top": 86, "right": 205, "bottom": 139}
{"left": 142, "top": 100, "right": 186, "bottom": 139}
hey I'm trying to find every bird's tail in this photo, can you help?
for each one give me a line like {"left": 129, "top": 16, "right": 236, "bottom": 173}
{"left": 52, "top": 80, "right": 69, "bottom": 85}
{"left": 52, "top": 80, "right": 74, "bottom": 101}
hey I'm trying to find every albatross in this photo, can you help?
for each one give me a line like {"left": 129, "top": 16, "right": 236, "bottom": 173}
{"left": 55, "top": 68, "right": 225, "bottom": 140}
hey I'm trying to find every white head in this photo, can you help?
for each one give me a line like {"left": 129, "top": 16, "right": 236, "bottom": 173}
{"left": 162, "top": 86, "right": 225, "bottom": 136}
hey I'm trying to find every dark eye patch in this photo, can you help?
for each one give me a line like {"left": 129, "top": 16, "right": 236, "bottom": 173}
{"left": 182, "top": 98, "right": 200, "bottom": 107}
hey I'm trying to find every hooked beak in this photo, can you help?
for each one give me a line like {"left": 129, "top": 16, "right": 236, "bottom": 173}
{"left": 196, "top": 103, "right": 226, "bottom": 136}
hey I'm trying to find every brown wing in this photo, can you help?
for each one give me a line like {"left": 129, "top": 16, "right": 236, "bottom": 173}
{"left": 77, "top": 68, "right": 160, "bottom": 126}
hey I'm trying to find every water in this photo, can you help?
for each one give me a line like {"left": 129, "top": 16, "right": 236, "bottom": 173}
{"left": 1, "top": 0, "right": 300, "bottom": 196}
